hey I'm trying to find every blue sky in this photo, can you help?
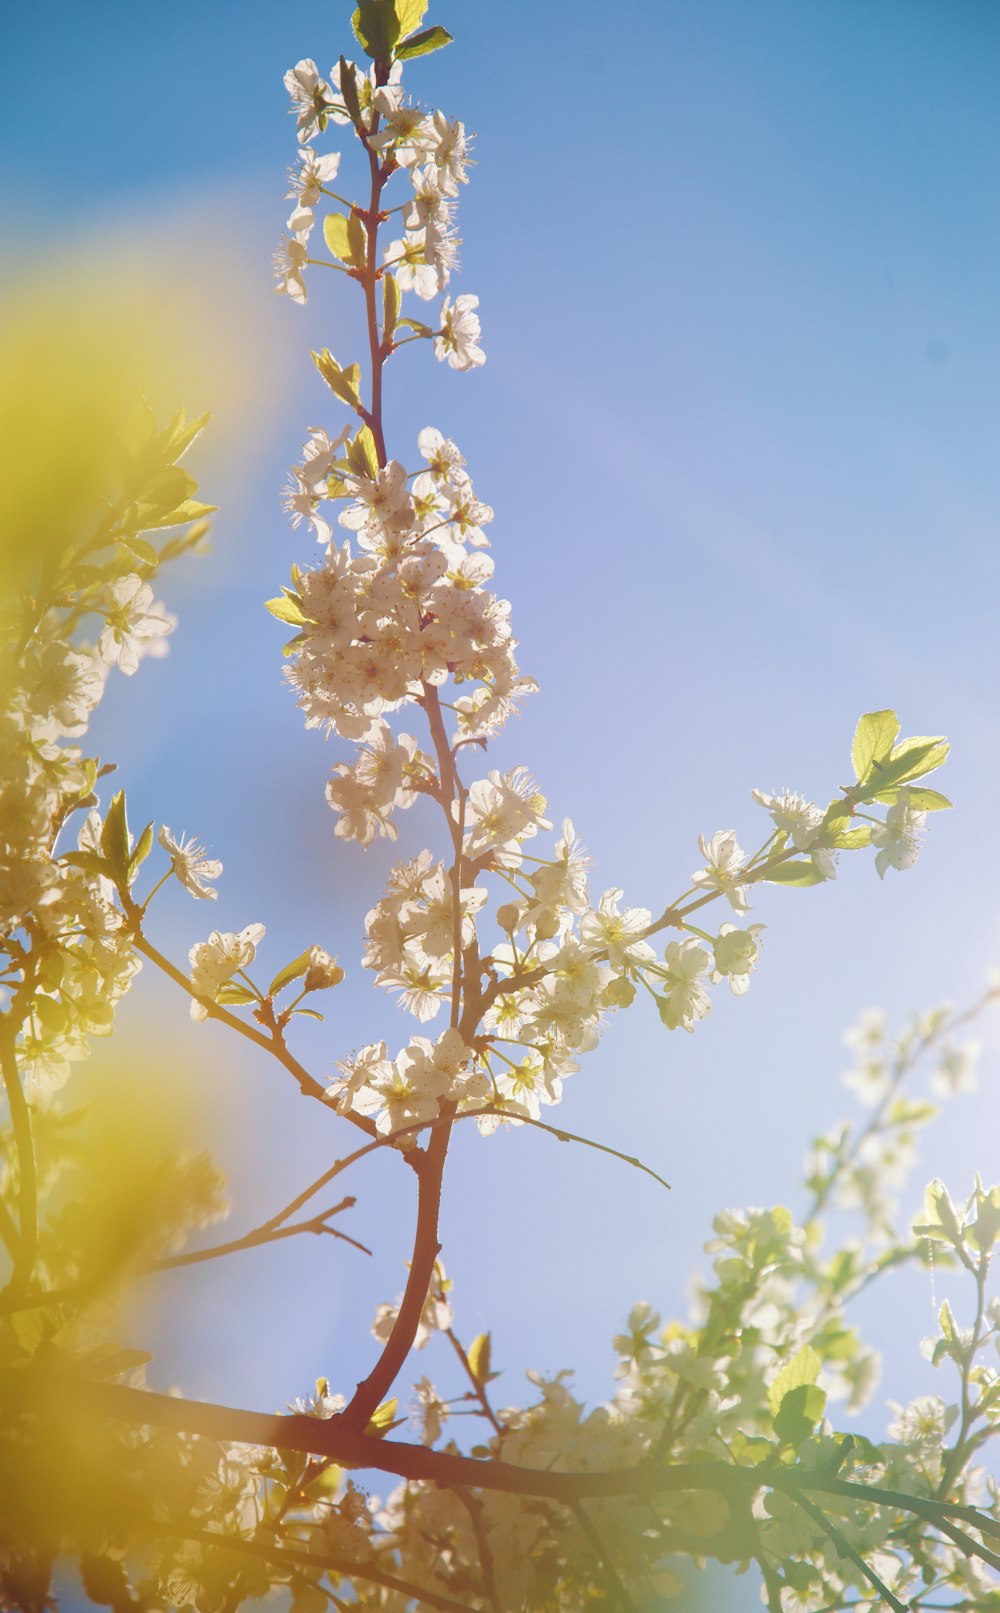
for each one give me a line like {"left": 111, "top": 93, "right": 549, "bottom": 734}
{"left": 5, "top": 1, "right": 1000, "bottom": 1603}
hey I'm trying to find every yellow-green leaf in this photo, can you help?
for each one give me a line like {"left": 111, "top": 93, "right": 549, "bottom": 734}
{"left": 763, "top": 860, "right": 826, "bottom": 886}
{"left": 348, "top": 210, "right": 368, "bottom": 268}
{"left": 345, "top": 426, "right": 379, "bottom": 480}
{"left": 365, "top": 1397, "right": 399, "bottom": 1436}
{"left": 312, "top": 349, "right": 363, "bottom": 409}
{"left": 774, "top": 1382, "right": 827, "bottom": 1445}
{"left": 767, "top": 1345, "right": 821, "bottom": 1418}
{"left": 352, "top": 1, "right": 402, "bottom": 61}
{"left": 874, "top": 786, "right": 952, "bottom": 812}
{"left": 395, "top": 24, "right": 453, "bottom": 60}
{"left": 394, "top": 0, "right": 428, "bottom": 37}
{"left": 265, "top": 593, "right": 309, "bottom": 627}
{"left": 851, "top": 709, "right": 900, "bottom": 782}
{"left": 100, "top": 790, "right": 130, "bottom": 884}
{"left": 467, "top": 1331, "right": 492, "bottom": 1386}
{"left": 324, "top": 212, "right": 353, "bottom": 263}
{"left": 128, "top": 820, "right": 155, "bottom": 879}
{"left": 268, "top": 949, "right": 314, "bottom": 998}
{"left": 383, "top": 272, "right": 402, "bottom": 341}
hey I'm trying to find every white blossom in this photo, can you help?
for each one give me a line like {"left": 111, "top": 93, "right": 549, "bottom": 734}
{"left": 158, "top": 827, "right": 222, "bottom": 899}
{"left": 188, "top": 925, "right": 266, "bottom": 1021}
{"left": 435, "top": 294, "right": 485, "bottom": 370}
{"left": 691, "top": 829, "right": 750, "bottom": 913}
{"left": 872, "top": 790, "right": 927, "bottom": 877}
{"left": 99, "top": 576, "right": 175, "bottom": 675}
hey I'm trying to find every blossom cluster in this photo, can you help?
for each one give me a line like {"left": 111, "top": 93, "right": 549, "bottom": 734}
{"left": 279, "top": 426, "right": 534, "bottom": 769}
{"left": 271, "top": 14, "right": 954, "bottom": 1166}
{"left": 278, "top": 52, "right": 483, "bottom": 370}
{"left": 0, "top": 407, "right": 213, "bottom": 1100}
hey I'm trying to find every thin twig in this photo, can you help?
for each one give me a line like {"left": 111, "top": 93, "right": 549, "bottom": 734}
{"left": 444, "top": 1328, "right": 502, "bottom": 1436}
{"left": 789, "top": 1490, "right": 907, "bottom": 1613}
{"left": 0, "top": 1013, "right": 38, "bottom": 1302}
{"left": 569, "top": 1499, "right": 637, "bottom": 1612}
{"left": 0, "top": 1202, "right": 370, "bottom": 1317}
{"left": 148, "top": 1199, "right": 372, "bottom": 1270}
{"left": 150, "top": 1521, "right": 477, "bottom": 1613}
{"left": 129, "top": 928, "right": 375, "bottom": 1138}
{"left": 453, "top": 1485, "right": 502, "bottom": 1613}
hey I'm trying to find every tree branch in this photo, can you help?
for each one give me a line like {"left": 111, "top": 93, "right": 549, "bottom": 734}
{"left": 0, "top": 1011, "right": 38, "bottom": 1302}
{"left": 130, "top": 929, "right": 375, "bottom": 1138}
{"left": 152, "top": 1521, "right": 478, "bottom": 1613}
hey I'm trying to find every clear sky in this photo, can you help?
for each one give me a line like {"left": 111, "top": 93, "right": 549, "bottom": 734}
{"left": 4, "top": 2, "right": 1000, "bottom": 1606}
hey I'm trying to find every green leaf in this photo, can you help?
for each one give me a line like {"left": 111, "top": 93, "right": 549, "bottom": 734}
{"left": 873, "top": 785, "right": 952, "bottom": 812}
{"left": 119, "top": 535, "right": 159, "bottom": 567}
{"left": 128, "top": 820, "right": 154, "bottom": 880}
{"left": 164, "top": 409, "right": 209, "bottom": 464}
{"left": 80, "top": 1554, "right": 133, "bottom": 1610}
{"left": 338, "top": 55, "right": 362, "bottom": 124}
{"left": 215, "top": 983, "right": 258, "bottom": 1007}
{"left": 59, "top": 850, "right": 113, "bottom": 878}
{"left": 383, "top": 272, "right": 402, "bottom": 342}
{"left": 820, "top": 799, "right": 851, "bottom": 834}
{"left": 395, "top": 23, "right": 454, "bottom": 59}
{"left": 397, "top": 315, "right": 433, "bottom": 336}
{"left": 348, "top": 209, "right": 368, "bottom": 267}
{"left": 312, "top": 348, "right": 362, "bottom": 410}
{"left": 100, "top": 791, "right": 131, "bottom": 885}
{"left": 268, "top": 949, "right": 314, "bottom": 998}
{"left": 365, "top": 1396, "right": 399, "bottom": 1436}
{"left": 913, "top": 1178, "right": 962, "bottom": 1245}
{"left": 135, "top": 465, "right": 198, "bottom": 520}
{"left": 467, "top": 1332, "right": 492, "bottom": 1386}
{"left": 78, "top": 758, "right": 100, "bottom": 799}
{"left": 767, "top": 1345, "right": 820, "bottom": 1418}
{"left": 34, "top": 994, "right": 68, "bottom": 1032}
{"left": 730, "top": 1430, "right": 775, "bottom": 1466}
{"left": 292, "top": 1006, "right": 325, "bottom": 1021}
{"left": 826, "top": 824, "right": 871, "bottom": 849}
{"left": 762, "top": 860, "right": 826, "bottom": 887}
{"left": 865, "top": 736, "right": 949, "bottom": 794}
{"left": 394, "top": 0, "right": 428, "bottom": 35}
{"left": 324, "top": 212, "right": 353, "bottom": 264}
{"left": 773, "top": 1382, "right": 827, "bottom": 1445}
{"left": 138, "top": 498, "right": 216, "bottom": 531}
{"left": 851, "top": 709, "right": 900, "bottom": 783}
{"left": 969, "top": 1186, "right": 1000, "bottom": 1253}
{"left": 345, "top": 425, "right": 379, "bottom": 480}
{"left": 265, "top": 592, "right": 309, "bottom": 627}
{"left": 352, "top": 0, "right": 402, "bottom": 61}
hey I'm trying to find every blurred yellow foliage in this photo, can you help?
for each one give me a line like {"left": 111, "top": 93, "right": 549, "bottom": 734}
{"left": 0, "top": 212, "right": 284, "bottom": 593}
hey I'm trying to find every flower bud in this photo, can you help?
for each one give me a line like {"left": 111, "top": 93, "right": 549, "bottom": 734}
{"left": 601, "top": 975, "right": 636, "bottom": 1009}
{"left": 305, "top": 945, "right": 346, "bottom": 993}
{"left": 713, "top": 925, "right": 761, "bottom": 978}
{"left": 495, "top": 903, "right": 521, "bottom": 933}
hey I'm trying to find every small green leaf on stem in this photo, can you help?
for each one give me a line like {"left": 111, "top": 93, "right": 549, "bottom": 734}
{"left": 467, "top": 1331, "right": 492, "bottom": 1386}
{"left": 312, "top": 349, "right": 363, "bottom": 410}
{"left": 383, "top": 272, "right": 402, "bottom": 342}
{"left": 767, "top": 1345, "right": 821, "bottom": 1417}
{"left": 268, "top": 949, "right": 315, "bottom": 999}
{"left": 352, "top": 1, "right": 402, "bottom": 62}
{"left": 851, "top": 710, "right": 900, "bottom": 783}
{"left": 762, "top": 860, "right": 826, "bottom": 887}
{"left": 395, "top": 24, "right": 454, "bottom": 60}
{"left": 128, "top": 821, "right": 155, "bottom": 881}
{"left": 100, "top": 791, "right": 131, "bottom": 886}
